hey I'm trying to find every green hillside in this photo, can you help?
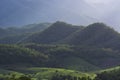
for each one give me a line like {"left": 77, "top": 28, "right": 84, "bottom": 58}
{"left": 1, "top": 66, "right": 120, "bottom": 80}
{"left": 21, "top": 21, "right": 84, "bottom": 44}
{"left": 94, "top": 66, "right": 120, "bottom": 80}
{"left": 62, "top": 23, "right": 120, "bottom": 50}
{"left": 22, "top": 44, "right": 120, "bottom": 71}
{"left": 0, "top": 68, "right": 95, "bottom": 80}
{"left": 0, "top": 34, "right": 29, "bottom": 44}
{"left": 1, "top": 22, "right": 120, "bottom": 80}
{"left": 0, "top": 44, "right": 101, "bottom": 72}
{"left": 0, "top": 44, "right": 47, "bottom": 67}
{"left": 0, "top": 23, "right": 51, "bottom": 44}
{"left": 7, "top": 22, "right": 51, "bottom": 35}
{"left": 20, "top": 22, "right": 120, "bottom": 52}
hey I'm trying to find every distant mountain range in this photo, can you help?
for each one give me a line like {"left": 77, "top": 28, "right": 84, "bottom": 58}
{"left": 1, "top": 21, "right": 120, "bottom": 72}
{"left": 0, "top": 22, "right": 51, "bottom": 44}
{"left": 61, "top": 23, "right": 120, "bottom": 50}
{"left": 21, "top": 21, "right": 84, "bottom": 44}
{"left": 1, "top": 0, "right": 120, "bottom": 32}
{"left": 1, "top": 21, "right": 120, "bottom": 49}
{"left": 20, "top": 21, "right": 120, "bottom": 51}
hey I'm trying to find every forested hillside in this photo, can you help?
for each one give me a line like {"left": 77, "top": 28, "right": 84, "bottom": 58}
{"left": 21, "top": 21, "right": 84, "bottom": 44}
{"left": 0, "top": 22, "right": 51, "bottom": 44}
{"left": 22, "top": 44, "right": 120, "bottom": 71}
{"left": 20, "top": 22, "right": 120, "bottom": 52}
{"left": 0, "top": 22, "right": 120, "bottom": 80}
{"left": 62, "top": 23, "right": 120, "bottom": 50}
{"left": 0, "top": 44, "right": 47, "bottom": 67}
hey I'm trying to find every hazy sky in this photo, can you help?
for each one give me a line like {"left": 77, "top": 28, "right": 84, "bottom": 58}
{"left": 83, "top": 0, "right": 120, "bottom": 31}
{"left": 0, "top": 0, "right": 120, "bottom": 31}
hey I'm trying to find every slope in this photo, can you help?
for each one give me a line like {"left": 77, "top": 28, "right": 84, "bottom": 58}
{"left": 0, "top": 44, "right": 47, "bottom": 67}
{"left": 62, "top": 23, "right": 120, "bottom": 50}
{"left": 23, "top": 44, "right": 120, "bottom": 71}
{"left": 0, "top": 22, "right": 51, "bottom": 44}
{"left": 21, "top": 21, "right": 84, "bottom": 44}
{"left": 94, "top": 66, "right": 120, "bottom": 80}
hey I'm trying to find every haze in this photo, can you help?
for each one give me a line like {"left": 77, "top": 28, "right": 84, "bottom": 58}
{"left": 0, "top": 0, "right": 120, "bottom": 31}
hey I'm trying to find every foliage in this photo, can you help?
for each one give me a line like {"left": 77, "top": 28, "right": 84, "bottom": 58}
{"left": 0, "top": 44, "right": 48, "bottom": 66}
{"left": 0, "top": 23, "right": 51, "bottom": 44}
{"left": 22, "top": 44, "right": 120, "bottom": 71}
{"left": 21, "top": 21, "right": 84, "bottom": 44}
{"left": 94, "top": 67, "right": 120, "bottom": 80}
{"left": 0, "top": 68, "right": 95, "bottom": 80}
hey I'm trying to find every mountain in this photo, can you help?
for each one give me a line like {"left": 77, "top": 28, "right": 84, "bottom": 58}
{"left": 1, "top": 22, "right": 120, "bottom": 80}
{"left": 21, "top": 22, "right": 120, "bottom": 51}
{"left": 0, "top": 22, "right": 51, "bottom": 44}
{"left": 61, "top": 23, "right": 120, "bottom": 50}
{"left": 0, "top": 34, "right": 28, "bottom": 44}
{"left": 21, "top": 22, "right": 51, "bottom": 33}
{"left": 1, "top": 22, "right": 120, "bottom": 72}
{"left": 21, "top": 21, "right": 84, "bottom": 44}
{"left": 6, "top": 22, "right": 51, "bottom": 35}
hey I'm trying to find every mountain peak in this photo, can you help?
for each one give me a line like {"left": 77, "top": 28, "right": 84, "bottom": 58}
{"left": 61, "top": 22, "right": 120, "bottom": 49}
{"left": 21, "top": 21, "right": 83, "bottom": 44}
{"left": 88, "top": 23, "right": 107, "bottom": 27}
{"left": 87, "top": 23, "right": 110, "bottom": 30}
{"left": 50, "top": 21, "right": 73, "bottom": 28}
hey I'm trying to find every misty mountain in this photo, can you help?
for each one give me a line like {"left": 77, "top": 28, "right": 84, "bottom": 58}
{"left": 19, "top": 22, "right": 120, "bottom": 51}
{"left": 1, "top": 22, "right": 120, "bottom": 72}
{"left": 1, "top": 0, "right": 120, "bottom": 32}
{"left": 62, "top": 23, "right": 120, "bottom": 50}
{"left": 0, "top": 0, "right": 98, "bottom": 27}
{"left": 21, "top": 21, "right": 84, "bottom": 44}
{"left": 0, "top": 22, "right": 51, "bottom": 44}
{"left": 7, "top": 22, "right": 51, "bottom": 34}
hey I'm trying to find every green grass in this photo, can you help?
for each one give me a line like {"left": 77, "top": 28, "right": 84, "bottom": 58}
{"left": 0, "top": 69, "right": 24, "bottom": 80}
{"left": 25, "top": 67, "right": 95, "bottom": 80}
{"left": 99, "top": 66, "right": 120, "bottom": 73}
{"left": 62, "top": 56, "right": 100, "bottom": 71}
{"left": 0, "top": 67, "right": 98, "bottom": 80}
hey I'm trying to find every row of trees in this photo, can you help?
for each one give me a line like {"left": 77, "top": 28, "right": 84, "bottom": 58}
{"left": 51, "top": 74, "right": 92, "bottom": 80}
{"left": 94, "top": 68, "right": 120, "bottom": 80}
{"left": 0, "top": 74, "right": 31, "bottom": 80}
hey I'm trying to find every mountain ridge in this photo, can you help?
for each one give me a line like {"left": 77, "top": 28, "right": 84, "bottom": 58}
{"left": 20, "top": 22, "right": 120, "bottom": 51}
{"left": 21, "top": 21, "right": 84, "bottom": 44}
{"left": 61, "top": 23, "right": 120, "bottom": 50}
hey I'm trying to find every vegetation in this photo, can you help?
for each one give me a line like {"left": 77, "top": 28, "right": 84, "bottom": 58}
{"left": 0, "top": 23, "right": 51, "bottom": 44}
{"left": 0, "top": 44, "right": 47, "bottom": 67}
{"left": 1, "top": 22, "right": 120, "bottom": 80}
{"left": 94, "top": 67, "right": 120, "bottom": 80}
{"left": 62, "top": 23, "right": 120, "bottom": 50}
{"left": 21, "top": 21, "right": 84, "bottom": 44}
{"left": 0, "top": 68, "right": 95, "bottom": 80}
{"left": 22, "top": 43, "right": 120, "bottom": 71}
